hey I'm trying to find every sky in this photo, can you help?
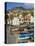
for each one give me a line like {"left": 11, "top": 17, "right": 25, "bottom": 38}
{"left": 5, "top": 2, "right": 33, "bottom": 10}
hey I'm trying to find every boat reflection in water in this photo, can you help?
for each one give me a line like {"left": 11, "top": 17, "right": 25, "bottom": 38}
{"left": 10, "top": 22, "right": 34, "bottom": 43}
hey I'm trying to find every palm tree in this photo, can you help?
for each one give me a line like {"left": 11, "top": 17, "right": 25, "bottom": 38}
{"left": 5, "top": 13, "right": 9, "bottom": 24}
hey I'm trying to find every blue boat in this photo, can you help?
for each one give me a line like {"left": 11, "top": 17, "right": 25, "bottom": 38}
{"left": 18, "top": 32, "right": 33, "bottom": 39}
